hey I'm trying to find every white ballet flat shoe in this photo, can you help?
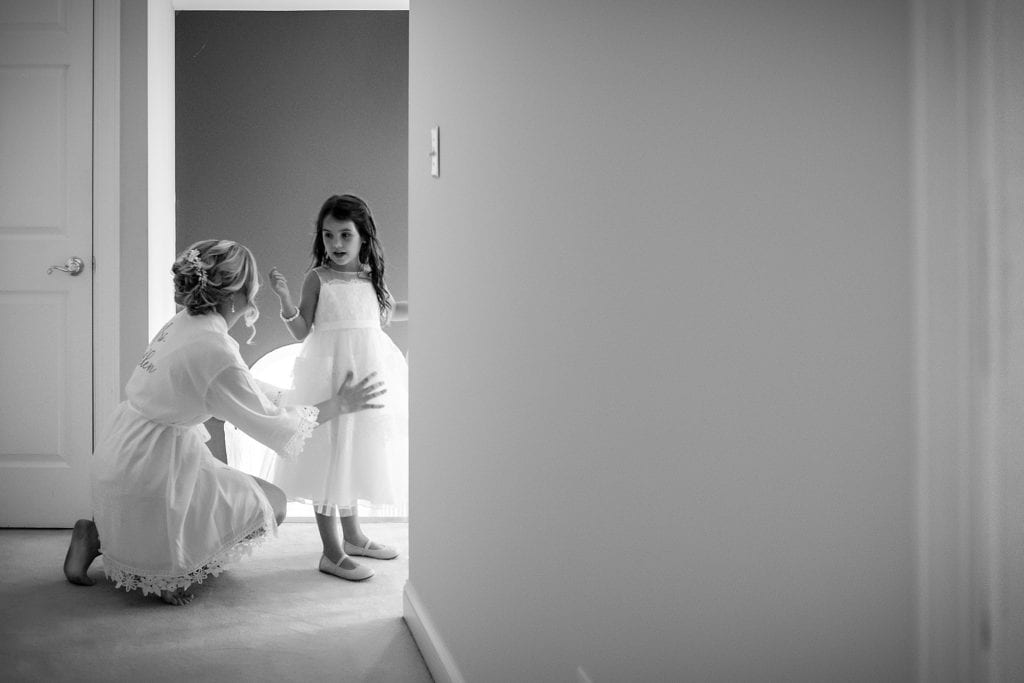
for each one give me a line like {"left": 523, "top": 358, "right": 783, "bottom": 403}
{"left": 343, "top": 539, "right": 399, "bottom": 560}
{"left": 318, "top": 553, "right": 374, "bottom": 581}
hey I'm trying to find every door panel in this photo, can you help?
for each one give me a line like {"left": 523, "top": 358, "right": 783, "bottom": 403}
{"left": 0, "top": 0, "right": 94, "bottom": 525}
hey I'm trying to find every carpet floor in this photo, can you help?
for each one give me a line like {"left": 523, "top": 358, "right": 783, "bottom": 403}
{"left": 0, "top": 522, "right": 432, "bottom": 682}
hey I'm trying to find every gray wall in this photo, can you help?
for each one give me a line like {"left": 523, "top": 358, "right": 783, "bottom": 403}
{"left": 408, "top": 1, "right": 914, "bottom": 680}
{"left": 175, "top": 10, "right": 408, "bottom": 366}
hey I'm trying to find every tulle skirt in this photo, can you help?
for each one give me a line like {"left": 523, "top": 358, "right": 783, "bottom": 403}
{"left": 273, "top": 325, "right": 408, "bottom": 517}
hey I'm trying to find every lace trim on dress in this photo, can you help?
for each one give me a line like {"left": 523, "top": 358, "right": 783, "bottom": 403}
{"left": 317, "top": 267, "right": 370, "bottom": 284}
{"left": 282, "top": 405, "right": 319, "bottom": 460}
{"left": 101, "top": 522, "right": 273, "bottom": 596}
{"left": 321, "top": 276, "right": 369, "bottom": 286}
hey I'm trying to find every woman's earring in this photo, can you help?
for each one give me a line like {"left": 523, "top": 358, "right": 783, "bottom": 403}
{"left": 230, "top": 300, "right": 236, "bottom": 314}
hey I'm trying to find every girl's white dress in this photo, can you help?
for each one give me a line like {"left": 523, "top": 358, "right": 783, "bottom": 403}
{"left": 91, "top": 310, "right": 318, "bottom": 596}
{"left": 273, "top": 268, "right": 408, "bottom": 516}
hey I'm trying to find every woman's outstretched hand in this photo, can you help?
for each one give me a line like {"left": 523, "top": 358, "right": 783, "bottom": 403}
{"left": 314, "top": 371, "right": 386, "bottom": 424}
{"left": 336, "top": 371, "right": 387, "bottom": 414}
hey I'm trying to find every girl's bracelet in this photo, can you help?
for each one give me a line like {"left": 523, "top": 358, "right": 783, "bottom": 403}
{"left": 280, "top": 307, "right": 301, "bottom": 323}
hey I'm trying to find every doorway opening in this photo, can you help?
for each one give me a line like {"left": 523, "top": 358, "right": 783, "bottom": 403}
{"left": 153, "top": 1, "right": 409, "bottom": 524}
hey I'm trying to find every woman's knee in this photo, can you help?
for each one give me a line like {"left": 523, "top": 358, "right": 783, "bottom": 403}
{"left": 253, "top": 476, "right": 287, "bottom": 525}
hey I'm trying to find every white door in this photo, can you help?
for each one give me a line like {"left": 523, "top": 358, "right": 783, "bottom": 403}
{"left": 0, "top": 0, "right": 94, "bottom": 526}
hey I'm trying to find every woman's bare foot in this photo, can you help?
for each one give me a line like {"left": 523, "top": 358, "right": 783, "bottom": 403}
{"left": 160, "top": 587, "right": 195, "bottom": 606}
{"left": 63, "top": 519, "right": 101, "bottom": 586}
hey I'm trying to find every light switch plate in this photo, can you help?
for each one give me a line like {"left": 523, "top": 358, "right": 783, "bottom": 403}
{"left": 430, "top": 126, "right": 440, "bottom": 177}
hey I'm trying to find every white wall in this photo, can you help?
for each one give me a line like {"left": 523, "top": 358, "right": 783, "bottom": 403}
{"left": 407, "top": 1, "right": 915, "bottom": 680}
{"left": 989, "top": 2, "right": 1024, "bottom": 678}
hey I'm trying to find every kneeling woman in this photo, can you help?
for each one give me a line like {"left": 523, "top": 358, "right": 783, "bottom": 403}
{"left": 64, "top": 239, "right": 384, "bottom": 605}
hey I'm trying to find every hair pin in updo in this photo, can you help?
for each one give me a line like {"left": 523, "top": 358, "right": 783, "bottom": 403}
{"left": 184, "top": 248, "right": 209, "bottom": 290}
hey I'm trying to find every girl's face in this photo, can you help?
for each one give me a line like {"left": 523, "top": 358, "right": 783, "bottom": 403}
{"left": 321, "top": 217, "right": 364, "bottom": 271}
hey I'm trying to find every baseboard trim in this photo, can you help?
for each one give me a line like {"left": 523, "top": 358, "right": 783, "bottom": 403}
{"left": 403, "top": 581, "right": 465, "bottom": 683}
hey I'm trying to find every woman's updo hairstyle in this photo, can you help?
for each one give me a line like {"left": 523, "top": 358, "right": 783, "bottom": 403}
{"left": 172, "top": 239, "right": 261, "bottom": 343}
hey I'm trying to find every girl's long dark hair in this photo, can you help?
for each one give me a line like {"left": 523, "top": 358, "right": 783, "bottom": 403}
{"left": 310, "top": 194, "right": 392, "bottom": 322}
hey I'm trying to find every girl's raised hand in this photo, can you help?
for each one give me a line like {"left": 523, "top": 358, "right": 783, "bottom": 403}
{"left": 268, "top": 267, "right": 290, "bottom": 300}
{"left": 336, "top": 370, "right": 387, "bottom": 413}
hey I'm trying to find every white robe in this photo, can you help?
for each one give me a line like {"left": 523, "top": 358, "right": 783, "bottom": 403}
{"left": 91, "top": 310, "right": 317, "bottom": 595}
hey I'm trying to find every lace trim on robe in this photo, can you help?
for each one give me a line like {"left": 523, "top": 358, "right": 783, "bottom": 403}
{"left": 101, "top": 520, "right": 273, "bottom": 596}
{"left": 281, "top": 405, "right": 319, "bottom": 460}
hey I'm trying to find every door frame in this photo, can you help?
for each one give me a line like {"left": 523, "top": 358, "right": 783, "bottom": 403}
{"left": 145, "top": 0, "right": 410, "bottom": 524}
{"left": 94, "top": 0, "right": 122, "bottom": 442}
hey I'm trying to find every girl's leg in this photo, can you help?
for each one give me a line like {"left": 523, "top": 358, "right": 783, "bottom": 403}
{"left": 341, "top": 511, "right": 399, "bottom": 559}
{"left": 315, "top": 509, "right": 362, "bottom": 570}
{"left": 63, "top": 518, "right": 101, "bottom": 586}
{"left": 340, "top": 511, "right": 375, "bottom": 547}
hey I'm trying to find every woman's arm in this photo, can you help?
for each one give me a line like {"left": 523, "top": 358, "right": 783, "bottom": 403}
{"left": 205, "top": 364, "right": 385, "bottom": 460}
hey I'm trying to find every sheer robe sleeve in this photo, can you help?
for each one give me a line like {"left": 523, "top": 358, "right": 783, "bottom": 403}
{"left": 204, "top": 365, "right": 319, "bottom": 461}
{"left": 251, "top": 378, "right": 287, "bottom": 407}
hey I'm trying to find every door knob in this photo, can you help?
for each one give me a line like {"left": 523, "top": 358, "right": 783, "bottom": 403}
{"left": 47, "top": 257, "right": 85, "bottom": 276}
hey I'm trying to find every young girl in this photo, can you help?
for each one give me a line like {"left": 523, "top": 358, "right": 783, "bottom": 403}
{"left": 269, "top": 194, "right": 408, "bottom": 581}
{"left": 63, "top": 239, "right": 385, "bottom": 604}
